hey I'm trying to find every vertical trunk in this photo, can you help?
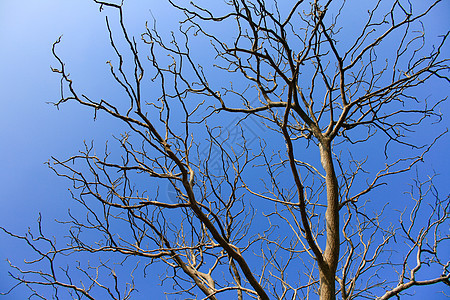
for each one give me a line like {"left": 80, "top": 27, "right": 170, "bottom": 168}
{"left": 319, "top": 141, "right": 340, "bottom": 300}
{"left": 320, "top": 269, "right": 337, "bottom": 300}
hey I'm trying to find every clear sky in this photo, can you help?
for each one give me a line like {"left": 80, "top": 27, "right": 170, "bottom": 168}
{"left": 0, "top": 1, "right": 449, "bottom": 299}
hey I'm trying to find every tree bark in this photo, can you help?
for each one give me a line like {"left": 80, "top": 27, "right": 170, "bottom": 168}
{"left": 319, "top": 140, "right": 340, "bottom": 300}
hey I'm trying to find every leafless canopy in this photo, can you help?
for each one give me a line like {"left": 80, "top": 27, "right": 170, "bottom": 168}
{"left": 2, "top": 0, "right": 449, "bottom": 299}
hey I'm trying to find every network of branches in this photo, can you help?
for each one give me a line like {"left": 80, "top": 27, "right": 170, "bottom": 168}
{"left": 1, "top": 0, "right": 449, "bottom": 299}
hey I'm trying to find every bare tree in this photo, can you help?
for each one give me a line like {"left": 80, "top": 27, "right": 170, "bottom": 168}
{"left": 2, "top": 0, "right": 449, "bottom": 299}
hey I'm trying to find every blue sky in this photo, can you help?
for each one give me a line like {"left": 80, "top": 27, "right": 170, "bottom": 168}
{"left": 1, "top": 1, "right": 449, "bottom": 299}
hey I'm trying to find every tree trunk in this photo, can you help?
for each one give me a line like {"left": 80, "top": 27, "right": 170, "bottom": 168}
{"left": 319, "top": 269, "right": 337, "bottom": 300}
{"left": 319, "top": 141, "right": 340, "bottom": 300}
